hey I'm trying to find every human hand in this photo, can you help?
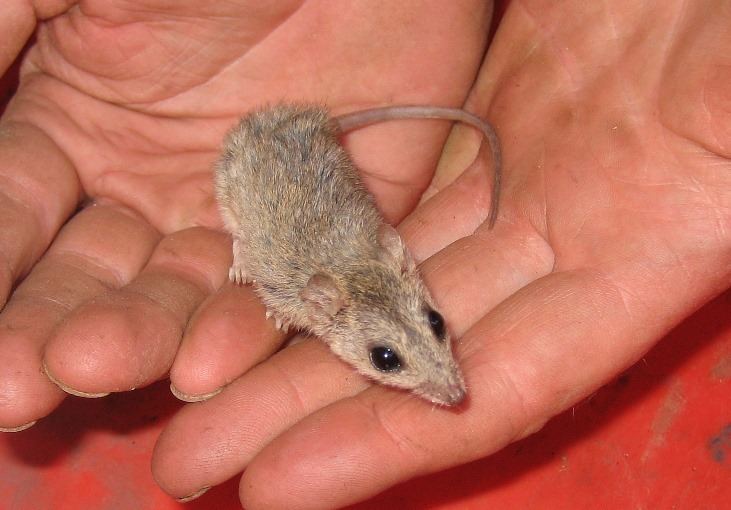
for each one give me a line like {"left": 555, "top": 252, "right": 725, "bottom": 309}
{"left": 151, "top": 0, "right": 731, "bottom": 507}
{"left": 0, "top": 1, "right": 489, "bottom": 429}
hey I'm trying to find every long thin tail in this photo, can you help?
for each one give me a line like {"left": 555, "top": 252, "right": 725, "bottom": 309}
{"left": 334, "top": 106, "right": 502, "bottom": 229}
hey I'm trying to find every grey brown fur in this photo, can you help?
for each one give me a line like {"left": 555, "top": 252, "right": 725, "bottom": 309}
{"left": 214, "top": 103, "right": 500, "bottom": 405}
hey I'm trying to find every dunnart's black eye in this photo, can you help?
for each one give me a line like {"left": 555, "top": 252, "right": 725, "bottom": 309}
{"left": 370, "top": 346, "right": 402, "bottom": 372}
{"left": 428, "top": 309, "right": 446, "bottom": 341}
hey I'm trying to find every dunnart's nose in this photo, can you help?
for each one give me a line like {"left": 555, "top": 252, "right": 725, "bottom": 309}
{"left": 424, "top": 379, "right": 467, "bottom": 406}
{"left": 444, "top": 382, "right": 466, "bottom": 406}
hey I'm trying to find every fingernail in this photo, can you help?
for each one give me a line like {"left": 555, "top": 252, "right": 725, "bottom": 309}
{"left": 42, "top": 361, "right": 110, "bottom": 398}
{"left": 176, "top": 486, "right": 211, "bottom": 502}
{"left": 170, "top": 383, "right": 222, "bottom": 403}
{"left": 0, "top": 421, "right": 37, "bottom": 432}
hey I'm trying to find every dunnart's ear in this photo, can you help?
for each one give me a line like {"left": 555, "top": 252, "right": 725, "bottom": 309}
{"left": 300, "top": 273, "right": 346, "bottom": 324}
{"left": 377, "top": 224, "right": 415, "bottom": 273}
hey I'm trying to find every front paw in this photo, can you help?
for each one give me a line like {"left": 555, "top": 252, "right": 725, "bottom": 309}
{"left": 228, "top": 264, "right": 250, "bottom": 284}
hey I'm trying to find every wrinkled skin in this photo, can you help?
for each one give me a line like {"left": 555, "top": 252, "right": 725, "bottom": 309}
{"left": 0, "top": 0, "right": 488, "bottom": 422}
{"left": 1, "top": 0, "right": 730, "bottom": 509}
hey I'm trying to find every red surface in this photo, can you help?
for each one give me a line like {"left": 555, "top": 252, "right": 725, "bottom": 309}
{"left": 0, "top": 290, "right": 728, "bottom": 510}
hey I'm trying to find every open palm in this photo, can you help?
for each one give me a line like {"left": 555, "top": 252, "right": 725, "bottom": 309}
{"left": 0, "top": 1, "right": 489, "bottom": 428}
{"left": 149, "top": 1, "right": 731, "bottom": 508}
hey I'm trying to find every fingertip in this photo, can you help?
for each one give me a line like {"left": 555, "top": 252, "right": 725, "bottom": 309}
{"left": 43, "top": 294, "right": 180, "bottom": 395}
{"left": 0, "top": 420, "right": 36, "bottom": 433}
{"left": 169, "top": 382, "right": 221, "bottom": 403}
{"left": 43, "top": 299, "right": 133, "bottom": 394}
{"left": 155, "top": 340, "right": 369, "bottom": 505}
{"left": 169, "top": 284, "right": 282, "bottom": 398}
{"left": 0, "top": 334, "right": 67, "bottom": 429}
{"left": 239, "top": 398, "right": 389, "bottom": 510}
{"left": 42, "top": 360, "right": 110, "bottom": 398}
{"left": 176, "top": 486, "right": 211, "bottom": 503}
{"left": 151, "top": 398, "right": 224, "bottom": 499}
{"left": 0, "top": 375, "right": 57, "bottom": 430}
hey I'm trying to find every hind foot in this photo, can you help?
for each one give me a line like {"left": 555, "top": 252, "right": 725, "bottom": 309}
{"left": 229, "top": 237, "right": 251, "bottom": 284}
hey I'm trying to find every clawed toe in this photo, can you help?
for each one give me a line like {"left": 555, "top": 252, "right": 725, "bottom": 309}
{"left": 228, "top": 265, "right": 250, "bottom": 285}
{"left": 265, "top": 309, "right": 290, "bottom": 332}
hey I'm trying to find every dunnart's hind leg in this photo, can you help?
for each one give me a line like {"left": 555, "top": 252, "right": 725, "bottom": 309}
{"left": 229, "top": 236, "right": 251, "bottom": 284}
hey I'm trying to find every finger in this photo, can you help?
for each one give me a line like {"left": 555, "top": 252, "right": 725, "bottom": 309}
{"left": 0, "top": 203, "right": 159, "bottom": 430}
{"left": 399, "top": 159, "right": 493, "bottom": 262}
{"left": 0, "top": 121, "right": 81, "bottom": 305}
{"left": 152, "top": 144, "right": 553, "bottom": 497}
{"left": 401, "top": 162, "right": 554, "bottom": 337}
{"left": 419, "top": 222, "right": 553, "bottom": 338}
{"left": 166, "top": 105, "right": 520, "bottom": 403}
{"left": 152, "top": 338, "right": 369, "bottom": 500}
{"left": 238, "top": 266, "right": 700, "bottom": 510}
{"left": 169, "top": 282, "right": 286, "bottom": 401}
{"left": 152, "top": 203, "right": 551, "bottom": 500}
{"left": 43, "top": 227, "right": 228, "bottom": 396}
